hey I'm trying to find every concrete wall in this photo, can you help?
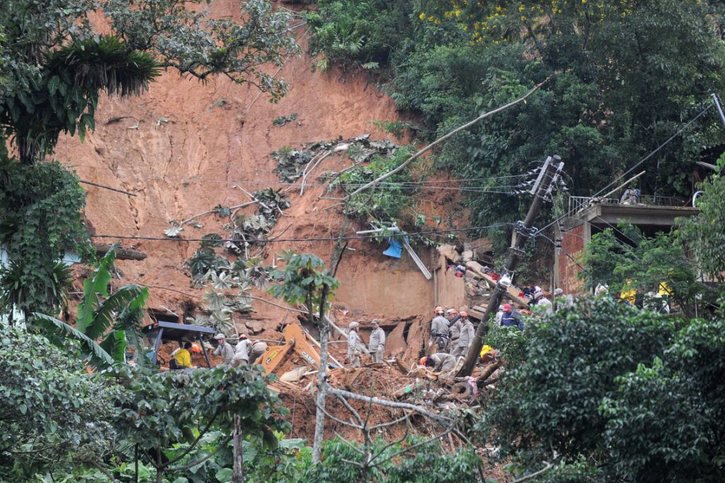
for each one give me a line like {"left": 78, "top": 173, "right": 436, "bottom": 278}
{"left": 335, "top": 247, "right": 434, "bottom": 319}
{"left": 434, "top": 254, "right": 466, "bottom": 310}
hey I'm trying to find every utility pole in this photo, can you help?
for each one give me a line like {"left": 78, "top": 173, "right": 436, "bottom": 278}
{"left": 458, "top": 156, "right": 563, "bottom": 377}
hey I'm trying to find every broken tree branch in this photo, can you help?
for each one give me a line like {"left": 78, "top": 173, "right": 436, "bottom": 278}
{"left": 327, "top": 387, "right": 452, "bottom": 425}
{"left": 301, "top": 150, "right": 332, "bottom": 195}
{"left": 477, "top": 360, "right": 503, "bottom": 387}
{"left": 317, "top": 402, "right": 362, "bottom": 429}
{"left": 512, "top": 462, "right": 554, "bottom": 483}
{"left": 345, "top": 77, "right": 552, "bottom": 199}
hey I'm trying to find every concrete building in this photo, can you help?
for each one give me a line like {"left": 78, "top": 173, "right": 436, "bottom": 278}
{"left": 554, "top": 195, "right": 699, "bottom": 294}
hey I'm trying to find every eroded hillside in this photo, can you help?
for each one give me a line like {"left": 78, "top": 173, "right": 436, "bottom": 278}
{"left": 54, "top": 1, "right": 448, "bottom": 331}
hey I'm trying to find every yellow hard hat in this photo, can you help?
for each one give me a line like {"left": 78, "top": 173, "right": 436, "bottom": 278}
{"left": 419, "top": 356, "right": 428, "bottom": 366}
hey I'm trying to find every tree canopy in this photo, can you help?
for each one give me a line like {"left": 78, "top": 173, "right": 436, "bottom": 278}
{"left": 310, "top": 0, "right": 725, "bottom": 245}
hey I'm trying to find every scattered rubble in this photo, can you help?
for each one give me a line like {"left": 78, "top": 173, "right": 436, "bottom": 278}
{"left": 272, "top": 134, "right": 398, "bottom": 183}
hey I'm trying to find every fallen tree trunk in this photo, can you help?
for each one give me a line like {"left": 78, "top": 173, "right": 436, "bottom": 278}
{"left": 327, "top": 387, "right": 452, "bottom": 426}
{"left": 95, "top": 243, "right": 147, "bottom": 260}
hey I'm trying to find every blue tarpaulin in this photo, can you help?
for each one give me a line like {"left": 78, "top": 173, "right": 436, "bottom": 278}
{"left": 383, "top": 238, "right": 402, "bottom": 258}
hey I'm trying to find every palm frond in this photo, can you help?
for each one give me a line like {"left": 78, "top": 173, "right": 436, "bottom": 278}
{"left": 77, "top": 248, "right": 116, "bottom": 333}
{"left": 32, "top": 313, "right": 115, "bottom": 369}
{"left": 100, "top": 330, "right": 127, "bottom": 363}
{"left": 84, "top": 285, "right": 148, "bottom": 340}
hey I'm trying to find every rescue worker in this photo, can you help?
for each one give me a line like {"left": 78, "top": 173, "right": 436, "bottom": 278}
{"left": 420, "top": 353, "right": 457, "bottom": 374}
{"left": 500, "top": 304, "right": 525, "bottom": 330}
{"left": 173, "top": 341, "right": 193, "bottom": 369}
{"left": 249, "top": 340, "right": 268, "bottom": 364}
{"left": 368, "top": 319, "right": 386, "bottom": 363}
{"left": 446, "top": 308, "right": 460, "bottom": 352}
{"left": 213, "top": 333, "right": 235, "bottom": 366}
{"left": 347, "top": 321, "right": 363, "bottom": 368}
{"left": 494, "top": 305, "right": 504, "bottom": 324}
{"left": 232, "top": 333, "right": 252, "bottom": 367}
{"left": 429, "top": 306, "right": 450, "bottom": 353}
{"left": 533, "top": 288, "right": 553, "bottom": 314}
{"left": 553, "top": 288, "right": 575, "bottom": 310}
{"left": 452, "top": 311, "right": 474, "bottom": 357}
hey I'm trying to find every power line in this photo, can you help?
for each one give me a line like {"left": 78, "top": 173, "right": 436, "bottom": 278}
{"left": 90, "top": 223, "right": 512, "bottom": 244}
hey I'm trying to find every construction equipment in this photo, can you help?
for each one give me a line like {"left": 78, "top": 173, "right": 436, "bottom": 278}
{"left": 256, "top": 322, "right": 327, "bottom": 374}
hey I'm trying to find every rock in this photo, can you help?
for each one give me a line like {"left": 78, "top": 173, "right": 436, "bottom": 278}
{"left": 280, "top": 366, "right": 309, "bottom": 383}
{"left": 244, "top": 319, "right": 266, "bottom": 335}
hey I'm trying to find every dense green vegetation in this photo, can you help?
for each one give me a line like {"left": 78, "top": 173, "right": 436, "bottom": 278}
{"left": 309, "top": 0, "right": 725, "bottom": 243}
{"left": 483, "top": 297, "right": 724, "bottom": 482}
{"left": 581, "top": 155, "right": 725, "bottom": 316}
{"left": 1, "top": 1, "right": 724, "bottom": 481}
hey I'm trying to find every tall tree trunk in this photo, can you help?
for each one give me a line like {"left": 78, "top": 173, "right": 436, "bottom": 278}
{"left": 312, "top": 283, "right": 330, "bottom": 463}
{"left": 312, "top": 234, "right": 348, "bottom": 463}
{"left": 232, "top": 414, "right": 244, "bottom": 483}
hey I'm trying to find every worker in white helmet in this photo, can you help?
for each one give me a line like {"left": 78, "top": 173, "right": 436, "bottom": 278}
{"left": 212, "top": 333, "right": 235, "bottom": 366}
{"left": 347, "top": 321, "right": 362, "bottom": 368}
{"left": 232, "top": 333, "right": 251, "bottom": 367}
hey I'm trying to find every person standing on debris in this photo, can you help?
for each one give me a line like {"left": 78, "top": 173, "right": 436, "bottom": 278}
{"left": 420, "top": 353, "right": 458, "bottom": 374}
{"left": 446, "top": 308, "right": 460, "bottom": 352}
{"left": 452, "top": 311, "right": 474, "bottom": 358}
{"left": 495, "top": 305, "right": 504, "bottom": 324}
{"left": 500, "top": 304, "right": 525, "bottom": 330}
{"left": 347, "top": 321, "right": 363, "bottom": 368}
{"left": 368, "top": 319, "right": 386, "bottom": 363}
{"left": 553, "top": 288, "right": 575, "bottom": 311}
{"left": 213, "top": 333, "right": 235, "bottom": 366}
{"left": 232, "top": 333, "right": 252, "bottom": 367}
{"left": 429, "top": 306, "right": 450, "bottom": 353}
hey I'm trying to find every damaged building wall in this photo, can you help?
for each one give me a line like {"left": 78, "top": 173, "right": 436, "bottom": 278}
{"left": 434, "top": 253, "right": 466, "bottom": 310}
{"left": 334, "top": 248, "right": 434, "bottom": 319}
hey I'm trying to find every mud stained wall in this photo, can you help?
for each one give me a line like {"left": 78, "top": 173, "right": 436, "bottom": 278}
{"left": 434, "top": 256, "right": 466, "bottom": 310}
{"left": 334, "top": 247, "right": 434, "bottom": 318}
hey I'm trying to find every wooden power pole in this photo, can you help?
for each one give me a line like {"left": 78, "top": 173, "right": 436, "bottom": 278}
{"left": 458, "top": 155, "right": 563, "bottom": 377}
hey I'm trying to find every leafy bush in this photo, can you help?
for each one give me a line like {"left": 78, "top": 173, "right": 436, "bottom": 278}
{"left": 333, "top": 146, "right": 415, "bottom": 225}
{"left": 301, "top": 436, "right": 484, "bottom": 482}
{"left": 482, "top": 297, "right": 725, "bottom": 481}
{"left": 307, "top": 1, "right": 414, "bottom": 69}
{"left": 0, "top": 159, "right": 90, "bottom": 318}
{"left": 0, "top": 325, "right": 118, "bottom": 478}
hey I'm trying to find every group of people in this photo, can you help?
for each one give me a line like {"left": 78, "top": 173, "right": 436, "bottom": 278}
{"left": 347, "top": 319, "right": 386, "bottom": 367}
{"left": 212, "top": 332, "right": 269, "bottom": 367}
{"left": 430, "top": 306, "right": 475, "bottom": 357}
{"left": 170, "top": 332, "right": 269, "bottom": 370}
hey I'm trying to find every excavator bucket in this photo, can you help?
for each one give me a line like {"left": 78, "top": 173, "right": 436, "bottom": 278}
{"left": 256, "top": 322, "right": 322, "bottom": 375}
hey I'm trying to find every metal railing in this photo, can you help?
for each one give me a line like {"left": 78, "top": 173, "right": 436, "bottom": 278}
{"left": 568, "top": 194, "right": 688, "bottom": 214}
